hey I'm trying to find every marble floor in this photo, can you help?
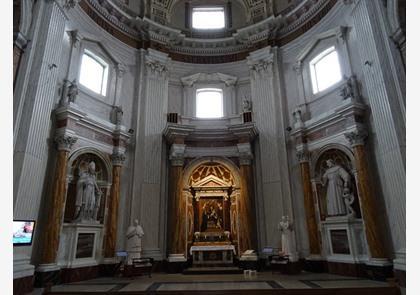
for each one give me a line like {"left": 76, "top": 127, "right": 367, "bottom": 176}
{"left": 31, "top": 271, "right": 400, "bottom": 294}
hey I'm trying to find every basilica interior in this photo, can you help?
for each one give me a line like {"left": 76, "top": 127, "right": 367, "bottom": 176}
{"left": 12, "top": 0, "right": 406, "bottom": 294}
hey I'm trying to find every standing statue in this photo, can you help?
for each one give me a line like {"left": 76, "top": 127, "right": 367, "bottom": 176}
{"left": 242, "top": 99, "right": 252, "bottom": 112}
{"left": 321, "top": 159, "right": 352, "bottom": 216}
{"left": 126, "top": 219, "right": 144, "bottom": 264}
{"left": 113, "top": 106, "right": 123, "bottom": 125}
{"left": 278, "top": 215, "right": 293, "bottom": 256}
{"left": 74, "top": 161, "right": 102, "bottom": 222}
{"left": 67, "top": 79, "right": 79, "bottom": 103}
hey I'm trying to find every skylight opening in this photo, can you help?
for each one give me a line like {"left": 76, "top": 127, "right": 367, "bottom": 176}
{"left": 196, "top": 88, "right": 223, "bottom": 118}
{"left": 310, "top": 47, "right": 342, "bottom": 94}
{"left": 192, "top": 7, "right": 225, "bottom": 30}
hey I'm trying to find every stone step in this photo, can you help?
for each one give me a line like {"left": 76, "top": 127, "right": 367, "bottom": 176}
{"left": 183, "top": 266, "right": 243, "bottom": 275}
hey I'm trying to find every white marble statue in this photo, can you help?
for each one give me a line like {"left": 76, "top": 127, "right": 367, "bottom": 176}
{"left": 321, "top": 159, "right": 351, "bottom": 216}
{"left": 242, "top": 99, "right": 252, "bottom": 112}
{"left": 126, "top": 219, "right": 144, "bottom": 264}
{"left": 74, "top": 161, "right": 102, "bottom": 222}
{"left": 278, "top": 215, "right": 293, "bottom": 256}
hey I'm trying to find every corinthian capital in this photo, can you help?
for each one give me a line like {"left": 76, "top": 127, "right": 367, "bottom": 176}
{"left": 344, "top": 130, "right": 368, "bottom": 147}
{"left": 247, "top": 47, "right": 274, "bottom": 76}
{"left": 111, "top": 152, "right": 126, "bottom": 166}
{"left": 54, "top": 135, "right": 77, "bottom": 152}
{"left": 169, "top": 144, "right": 186, "bottom": 166}
{"left": 296, "top": 150, "right": 310, "bottom": 163}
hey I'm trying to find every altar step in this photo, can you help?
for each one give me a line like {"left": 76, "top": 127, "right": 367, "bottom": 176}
{"left": 183, "top": 266, "right": 243, "bottom": 275}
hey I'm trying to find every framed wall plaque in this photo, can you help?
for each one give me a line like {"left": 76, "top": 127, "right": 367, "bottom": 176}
{"left": 330, "top": 229, "right": 350, "bottom": 254}
{"left": 76, "top": 233, "right": 95, "bottom": 258}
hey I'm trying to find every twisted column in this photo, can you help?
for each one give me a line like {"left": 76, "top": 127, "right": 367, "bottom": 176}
{"left": 103, "top": 152, "right": 125, "bottom": 258}
{"left": 40, "top": 135, "right": 77, "bottom": 265}
{"left": 296, "top": 150, "right": 321, "bottom": 255}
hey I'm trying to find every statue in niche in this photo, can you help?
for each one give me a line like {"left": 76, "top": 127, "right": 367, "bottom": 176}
{"left": 340, "top": 76, "right": 360, "bottom": 100}
{"left": 126, "top": 219, "right": 144, "bottom": 264}
{"left": 321, "top": 159, "right": 352, "bottom": 216}
{"left": 278, "top": 215, "right": 293, "bottom": 256}
{"left": 67, "top": 79, "right": 78, "bottom": 103}
{"left": 74, "top": 161, "right": 102, "bottom": 222}
{"left": 113, "top": 106, "right": 123, "bottom": 125}
{"left": 60, "top": 79, "right": 78, "bottom": 105}
{"left": 242, "top": 99, "right": 252, "bottom": 112}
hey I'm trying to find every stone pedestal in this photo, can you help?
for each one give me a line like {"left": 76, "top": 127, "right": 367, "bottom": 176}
{"left": 321, "top": 216, "right": 368, "bottom": 264}
{"left": 57, "top": 223, "right": 104, "bottom": 269}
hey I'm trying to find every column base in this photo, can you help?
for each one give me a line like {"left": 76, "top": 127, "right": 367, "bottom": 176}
{"left": 303, "top": 256, "right": 327, "bottom": 273}
{"left": 34, "top": 264, "right": 61, "bottom": 288}
{"left": 363, "top": 259, "right": 393, "bottom": 281}
{"left": 167, "top": 254, "right": 188, "bottom": 273}
{"left": 13, "top": 275, "right": 34, "bottom": 295}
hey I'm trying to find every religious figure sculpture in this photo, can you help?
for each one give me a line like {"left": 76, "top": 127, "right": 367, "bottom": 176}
{"left": 67, "top": 79, "right": 79, "bottom": 103}
{"left": 74, "top": 161, "right": 102, "bottom": 222}
{"left": 242, "top": 99, "right": 252, "bottom": 112}
{"left": 113, "top": 106, "right": 123, "bottom": 125}
{"left": 321, "top": 159, "right": 352, "bottom": 216}
{"left": 278, "top": 215, "right": 293, "bottom": 256}
{"left": 126, "top": 219, "right": 144, "bottom": 264}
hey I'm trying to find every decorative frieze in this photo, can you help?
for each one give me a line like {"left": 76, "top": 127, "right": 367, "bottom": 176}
{"left": 344, "top": 130, "right": 368, "bottom": 147}
{"left": 54, "top": 135, "right": 77, "bottom": 152}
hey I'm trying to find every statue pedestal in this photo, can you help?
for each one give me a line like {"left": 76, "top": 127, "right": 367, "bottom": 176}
{"left": 57, "top": 223, "right": 104, "bottom": 269}
{"left": 321, "top": 216, "right": 368, "bottom": 264}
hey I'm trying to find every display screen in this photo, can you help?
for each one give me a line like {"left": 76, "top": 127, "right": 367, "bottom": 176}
{"left": 13, "top": 220, "right": 35, "bottom": 246}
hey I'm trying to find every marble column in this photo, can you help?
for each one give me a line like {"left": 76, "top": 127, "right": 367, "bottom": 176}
{"left": 237, "top": 143, "right": 257, "bottom": 254}
{"left": 103, "top": 153, "right": 126, "bottom": 259}
{"left": 39, "top": 135, "right": 77, "bottom": 266}
{"left": 167, "top": 143, "right": 187, "bottom": 260}
{"left": 345, "top": 131, "right": 388, "bottom": 261}
{"left": 296, "top": 151, "right": 321, "bottom": 256}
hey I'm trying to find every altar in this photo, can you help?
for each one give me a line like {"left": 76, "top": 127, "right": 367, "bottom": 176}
{"left": 190, "top": 245, "right": 236, "bottom": 266}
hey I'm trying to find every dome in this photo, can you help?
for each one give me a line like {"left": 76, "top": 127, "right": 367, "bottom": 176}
{"left": 79, "top": 0, "right": 337, "bottom": 63}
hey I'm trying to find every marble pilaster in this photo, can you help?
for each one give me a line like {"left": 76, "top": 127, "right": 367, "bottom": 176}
{"left": 345, "top": 130, "right": 388, "bottom": 261}
{"left": 103, "top": 152, "right": 125, "bottom": 258}
{"left": 237, "top": 143, "right": 257, "bottom": 254}
{"left": 39, "top": 135, "right": 77, "bottom": 265}
{"left": 167, "top": 143, "right": 186, "bottom": 258}
{"left": 296, "top": 150, "right": 321, "bottom": 256}
{"left": 351, "top": 0, "right": 405, "bottom": 265}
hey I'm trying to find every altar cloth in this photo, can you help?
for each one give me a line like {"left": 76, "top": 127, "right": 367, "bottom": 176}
{"left": 190, "top": 245, "right": 236, "bottom": 255}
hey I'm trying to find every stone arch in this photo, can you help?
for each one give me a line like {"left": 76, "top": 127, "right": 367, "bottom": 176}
{"left": 311, "top": 144, "right": 361, "bottom": 220}
{"left": 182, "top": 156, "right": 241, "bottom": 189}
{"left": 64, "top": 147, "right": 113, "bottom": 223}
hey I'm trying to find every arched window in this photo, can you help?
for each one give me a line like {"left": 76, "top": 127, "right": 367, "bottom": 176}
{"left": 309, "top": 46, "right": 342, "bottom": 94}
{"left": 196, "top": 88, "right": 223, "bottom": 118}
{"left": 79, "top": 50, "right": 109, "bottom": 96}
